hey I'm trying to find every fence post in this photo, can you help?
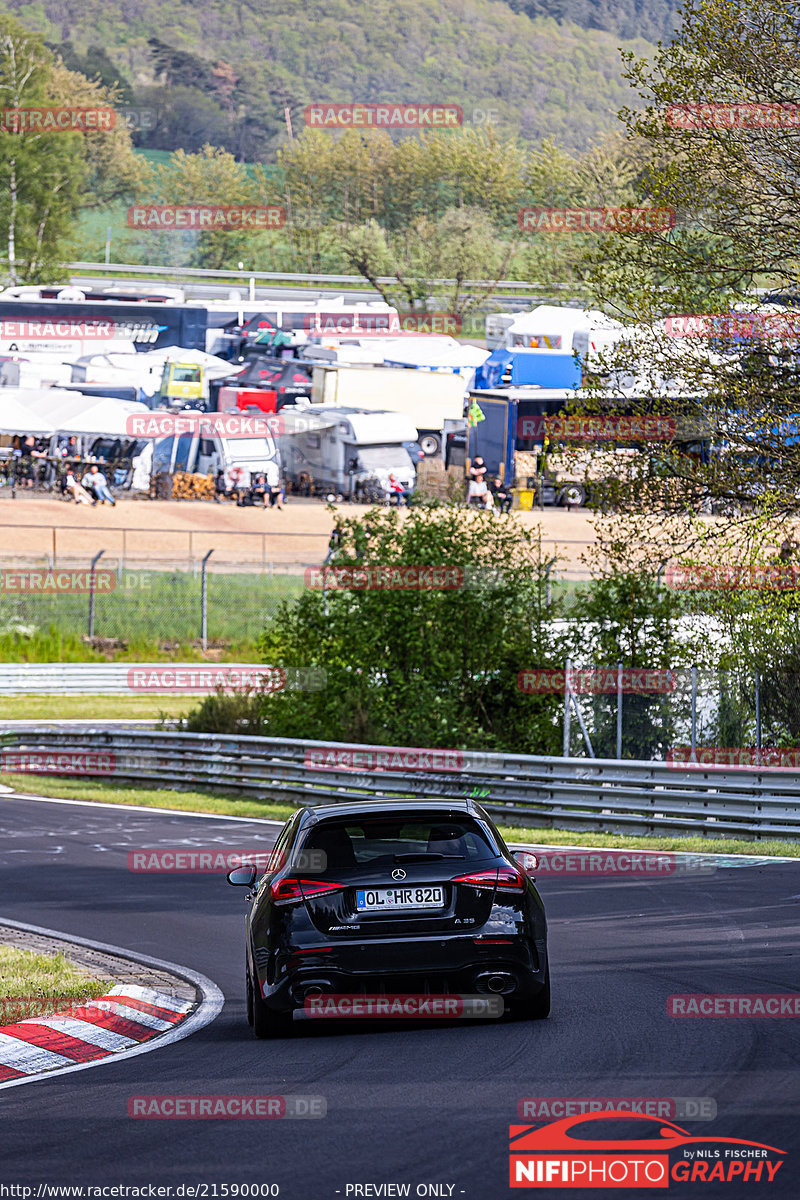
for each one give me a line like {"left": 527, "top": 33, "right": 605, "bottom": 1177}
{"left": 755, "top": 668, "right": 762, "bottom": 750}
{"left": 563, "top": 657, "right": 572, "bottom": 757}
{"left": 691, "top": 664, "right": 698, "bottom": 756}
{"left": 544, "top": 556, "right": 556, "bottom": 607}
{"left": 87, "top": 550, "right": 105, "bottom": 639}
{"left": 201, "top": 549, "right": 214, "bottom": 650}
{"left": 616, "top": 660, "right": 623, "bottom": 759}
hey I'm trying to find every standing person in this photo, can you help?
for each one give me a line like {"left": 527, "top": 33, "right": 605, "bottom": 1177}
{"left": 213, "top": 468, "right": 227, "bottom": 502}
{"left": 469, "top": 456, "right": 487, "bottom": 485}
{"left": 264, "top": 459, "right": 284, "bottom": 509}
{"left": 489, "top": 476, "right": 512, "bottom": 514}
{"left": 81, "top": 464, "right": 116, "bottom": 506}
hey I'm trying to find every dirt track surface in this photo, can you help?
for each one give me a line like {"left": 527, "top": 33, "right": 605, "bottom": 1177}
{"left": 0, "top": 494, "right": 598, "bottom": 575}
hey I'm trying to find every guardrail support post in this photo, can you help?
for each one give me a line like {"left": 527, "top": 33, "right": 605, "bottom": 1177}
{"left": 88, "top": 550, "right": 105, "bottom": 639}
{"left": 201, "top": 549, "right": 214, "bottom": 651}
{"left": 563, "top": 657, "right": 572, "bottom": 757}
{"left": 616, "top": 660, "right": 623, "bottom": 759}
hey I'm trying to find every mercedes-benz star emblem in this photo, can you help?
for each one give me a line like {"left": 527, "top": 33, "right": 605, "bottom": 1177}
{"left": 392, "top": 868, "right": 407, "bottom": 880}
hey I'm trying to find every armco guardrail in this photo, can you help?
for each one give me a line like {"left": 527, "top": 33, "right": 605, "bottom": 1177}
{"left": 68, "top": 261, "right": 556, "bottom": 291}
{"left": 1, "top": 728, "right": 799, "bottom": 840}
{"left": 0, "top": 663, "right": 271, "bottom": 695}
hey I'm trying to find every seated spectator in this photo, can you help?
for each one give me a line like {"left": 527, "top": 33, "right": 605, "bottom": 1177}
{"left": 489, "top": 476, "right": 512, "bottom": 514}
{"left": 467, "top": 474, "right": 489, "bottom": 508}
{"left": 250, "top": 472, "right": 267, "bottom": 506}
{"left": 81, "top": 464, "right": 116, "bottom": 507}
{"left": 64, "top": 468, "right": 93, "bottom": 505}
{"left": 387, "top": 473, "right": 410, "bottom": 506}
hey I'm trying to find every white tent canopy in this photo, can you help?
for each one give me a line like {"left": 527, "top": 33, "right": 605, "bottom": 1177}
{"left": 384, "top": 341, "right": 490, "bottom": 370}
{"left": 0, "top": 387, "right": 150, "bottom": 437}
{"left": 0, "top": 394, "right": 55, "bottom": 435}
{"left": 507, "top": 305, "right": 625, "bottom": 348}
{"left": 27, "top": 393, "right": 150, "bottom": 437}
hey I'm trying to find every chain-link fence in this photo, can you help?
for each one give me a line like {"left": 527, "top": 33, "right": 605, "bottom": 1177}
{"left": 0, "top": 565, "right": 301, "bottom": 647}
{"left": 558, "top": 664, "right": 800, "bottom": 762}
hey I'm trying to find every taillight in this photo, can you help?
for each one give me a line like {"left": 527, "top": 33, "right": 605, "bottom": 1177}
{"left": 452, "top": 868, "right": 525, "bottom": 895}
{"left": 270, "top": 878, "right": 344, "bottom": 905}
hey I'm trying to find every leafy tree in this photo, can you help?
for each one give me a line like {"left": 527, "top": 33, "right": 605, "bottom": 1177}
{"left": 564, "top": 0, "right": 800, "bottom": 558}
{"left": 0, "top": 15, "right": 140, "bottom": 282}
{"left": 185, "top": 507, "right": 568, "bottom": 754}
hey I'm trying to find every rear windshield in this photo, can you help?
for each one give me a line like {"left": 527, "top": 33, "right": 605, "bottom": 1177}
{"left": 299, "top": 815, "right": 495, "bottom": 872}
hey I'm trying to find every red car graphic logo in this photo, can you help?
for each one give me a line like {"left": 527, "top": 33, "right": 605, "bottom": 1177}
{"left": 510, "top": 1111, "right": 785, "bottom": 1189}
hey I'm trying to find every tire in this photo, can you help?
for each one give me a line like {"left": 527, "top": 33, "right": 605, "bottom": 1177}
{"left": 249, "top": 961, "right": 294, "bottom": 1039}
{"left": 245, "top": 966, "right": 254, "bottom": 1027}
{"left": 558, "top": 483, "right": 585, "bottom": 508}
{"left": 419, "top": 433, "right": 441, "bottom": 457}
{"left": 518, "top": 962, "right": 551, "bottom": 1021}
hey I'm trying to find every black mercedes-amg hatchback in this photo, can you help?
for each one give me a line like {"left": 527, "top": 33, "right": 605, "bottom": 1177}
{"left": 227, "top": 799, "right": 549, "bottom": 1037}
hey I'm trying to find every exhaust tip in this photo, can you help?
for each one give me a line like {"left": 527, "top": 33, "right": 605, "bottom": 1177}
{"left": 477, "top": 971, "right": 517, "bottom": 995}
{"left": 303, "top": 985, "right": 324, "bottom": 1000}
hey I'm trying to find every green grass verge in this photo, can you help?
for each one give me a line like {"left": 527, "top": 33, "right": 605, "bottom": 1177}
{"left": 0, "top": 945, "right": 112, "bottom": 1025}
{"left": 3, "top": 775, "right": 798, "bottom": 857}
{"left": 0, "top": 695, "right": 192, "bottom": 721}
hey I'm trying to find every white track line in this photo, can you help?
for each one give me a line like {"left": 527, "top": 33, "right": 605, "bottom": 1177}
{"left": 0, "top": 918, "right": 224, "bottom": 1092}
{"left": 1, "top": 791, "right": 284, "bottom": 826}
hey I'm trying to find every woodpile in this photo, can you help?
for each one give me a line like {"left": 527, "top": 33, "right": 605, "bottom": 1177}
{"left": 172, "top": 471, "right": 216, "bottom": 500}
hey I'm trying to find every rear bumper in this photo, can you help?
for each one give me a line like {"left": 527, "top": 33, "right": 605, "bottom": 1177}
{"left": 259, "top": 935, "right": 546, "bottom": 1012}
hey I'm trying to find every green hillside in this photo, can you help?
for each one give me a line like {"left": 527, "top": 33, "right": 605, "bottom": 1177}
{"left": 2, "top": 0, "right": 660, "bottom": 155}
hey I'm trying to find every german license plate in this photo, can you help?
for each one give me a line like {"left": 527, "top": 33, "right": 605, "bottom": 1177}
{"left": 355, "top": 886, "right": 445, "bottom": 912}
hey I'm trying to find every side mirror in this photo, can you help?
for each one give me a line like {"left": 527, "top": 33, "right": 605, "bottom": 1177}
{"left": 513, "top": 851, "right": 538, "bottom": 876}
{"left": 227, "top": 864, "right": 257, "bottom": 887}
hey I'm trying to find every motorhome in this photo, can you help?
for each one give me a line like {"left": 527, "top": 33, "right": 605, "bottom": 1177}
{"left": 278, "top": 406, "right": 418, "bottom": 500}
{"left": 149, "top": 426, "right": 280, "bottom": 488}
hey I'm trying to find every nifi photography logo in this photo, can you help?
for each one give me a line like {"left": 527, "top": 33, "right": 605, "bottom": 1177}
{"left": 509, "top": 1111, "right": 785, "bottom": 1188}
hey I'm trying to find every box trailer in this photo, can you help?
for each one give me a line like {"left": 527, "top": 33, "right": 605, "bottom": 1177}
{"left": 311, "top": 363, "right": 467, "bottom": 457}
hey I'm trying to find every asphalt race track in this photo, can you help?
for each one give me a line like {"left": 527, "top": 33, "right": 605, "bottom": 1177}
{"left": 0, "top": 793, "right": 798, "bottom": 1197}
